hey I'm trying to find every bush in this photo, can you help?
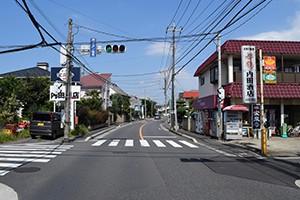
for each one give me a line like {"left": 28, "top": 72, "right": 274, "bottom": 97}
{"left": 70, "top": 124, "right": 89, "bottom": 137}
{"left": 0, "top": 129, "right": 30, "bottom": 143}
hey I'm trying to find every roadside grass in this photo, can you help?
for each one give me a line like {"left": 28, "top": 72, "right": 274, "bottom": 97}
{"left": 0, "top": 129, "right": 31, "bottom": 143}
{"left": 69, "top": 124, "right": 89, "bottom": 138}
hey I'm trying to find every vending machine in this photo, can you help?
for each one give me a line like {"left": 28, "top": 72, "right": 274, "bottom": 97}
{"left": 224, "top": 111, "right": 243, "bottom": 140}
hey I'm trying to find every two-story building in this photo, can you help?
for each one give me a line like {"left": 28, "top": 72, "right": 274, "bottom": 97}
{"left": 194, "top": 40, "right": 300, "bottom": 137}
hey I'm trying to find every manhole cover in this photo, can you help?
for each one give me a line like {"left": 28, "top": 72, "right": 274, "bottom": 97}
{"left": 14, "top": 167, "right": 41, "bottom": 173}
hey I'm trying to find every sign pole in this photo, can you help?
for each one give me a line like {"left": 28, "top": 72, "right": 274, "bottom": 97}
{"left": 259, "top": 48, "right": 267, "bottom": 155}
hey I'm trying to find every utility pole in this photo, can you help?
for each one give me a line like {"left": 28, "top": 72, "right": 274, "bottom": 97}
{"left": 217, "top": 33, "right": 223, "bottom": 140}
{"left": 63, "top": 19, "right": 73, "bottom": 142}
{"left": 166, "top": 21, "right": 182, "bottom": 130}
{"left": 259, "top": 48, "right": 267, "bottom": 155}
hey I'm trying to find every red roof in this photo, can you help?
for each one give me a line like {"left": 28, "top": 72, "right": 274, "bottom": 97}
{"left": 194, "top": 40, "right": 300, "bottom": 76}
{"left": 223, "top": 82, "right": 300, "bottom": 98}
{"left": 183, "top": 91, "right": 199, "bottom": 99}
{"left": 81, "top": 73, "right": 112, "bottom": 88}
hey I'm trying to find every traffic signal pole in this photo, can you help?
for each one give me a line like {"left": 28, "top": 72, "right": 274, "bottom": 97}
{"left": 63, "top": 19, "right": 73, "bottom": 142}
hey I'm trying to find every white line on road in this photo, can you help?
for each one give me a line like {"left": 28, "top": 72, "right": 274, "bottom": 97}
{"left": 0, "top": 157, "right": 50, "bottom": 163}
{"left": 153, "top": 140, "right": 166, "bottom": 147}
{"left": 166, "top": 140, "right": 182, "bottom": 148}
{"left": 108, "top": 139, "right": 120, "bottom": 147}
{"left": 91, "top": 140, "right": 106, "bottom": 147}
{"left": 179, "top": 140, "right": 199, "bottom": 148}
{"left": 125, "top": 139, "right": 134, "bottom": 147}
{"left": 140, "top": 140, "right": 150, "bottom": 147}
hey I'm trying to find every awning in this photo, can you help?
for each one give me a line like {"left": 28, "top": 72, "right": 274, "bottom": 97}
{"left": 223, "top": 105, "right": 249, "bottom": 112}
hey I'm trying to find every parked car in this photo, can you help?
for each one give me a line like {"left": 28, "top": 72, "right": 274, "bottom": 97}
{"left": 154, "top": 115, "right": 161, "bottom": 120}
{"left": 30, "top": 111, "right": 63, "bottom": 139}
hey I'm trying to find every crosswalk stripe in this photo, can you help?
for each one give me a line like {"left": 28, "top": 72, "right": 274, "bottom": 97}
{"left": 179, "top": 140, "right": 199, "bottom": 148}
{"left": 0, "top": 157, "right": 50, "bottom": 163}
{"left": 166, "top": 140, "right": 183, "bottom": 148}
{"left": 0, "top": 150, "right": 62, "bottom": 154}
{"left": 0, "top": 153, "right": 56, "bottom": 158}
{"left": 0, "top": 163, "right": 22, "bottom": 168}
{"left": 0, "top": 144, "right": 73, "bottom": 177}
{"left": 91, "top": 139, "right": 106, "bottom": 146}
{"left": 140, "top": 140, "right": 150, "bottom": 147}
{"left": 153, "top": 140, "right": 166, "bottom": 147}
{"left": 125, "top": 139, "right": 134, "bottom": 147}
{"left": 109, "top": 139, "right": 120, "bottom": 146}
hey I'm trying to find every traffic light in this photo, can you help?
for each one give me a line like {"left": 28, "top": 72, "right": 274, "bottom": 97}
{"left": 105, "top": 44, "right": 126, "bottom": 53}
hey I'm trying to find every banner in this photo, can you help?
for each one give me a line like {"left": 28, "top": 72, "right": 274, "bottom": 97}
{"left": 241, "top": 46, "right": 257, "bottom": 104}
{"left": 264, "top": 56, "right": 277, "bottom": 84}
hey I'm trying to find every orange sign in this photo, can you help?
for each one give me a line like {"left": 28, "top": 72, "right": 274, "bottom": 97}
{"left": 264, "top": 56, "right": 276, "bottom": 70}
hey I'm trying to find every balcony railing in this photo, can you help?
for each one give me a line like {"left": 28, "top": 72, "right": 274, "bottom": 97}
{"left": 234, "top": 72, "right": 300, "bottom": 83}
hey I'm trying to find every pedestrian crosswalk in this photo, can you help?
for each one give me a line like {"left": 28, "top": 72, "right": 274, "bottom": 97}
{"left": 91, "top": 139, "right": 199, "bottom": 149}
{"left": 0, "top": 143, "right": 73, "bottom": 176}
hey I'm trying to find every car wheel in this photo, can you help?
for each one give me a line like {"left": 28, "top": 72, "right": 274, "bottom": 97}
{"left": 31, "top": 135, "right": 36, "bottom": 139}
{"left": 52, "top": 132, "right": 57, "bottom": 140}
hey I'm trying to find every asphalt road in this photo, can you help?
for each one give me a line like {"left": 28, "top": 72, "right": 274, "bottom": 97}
{"left": 0, "top": 120, "right": 299, "bottom": 200}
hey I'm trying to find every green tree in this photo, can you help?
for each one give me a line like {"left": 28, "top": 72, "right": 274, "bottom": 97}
{"left": 109, "top": 93, "right": 131, "bottom": 121}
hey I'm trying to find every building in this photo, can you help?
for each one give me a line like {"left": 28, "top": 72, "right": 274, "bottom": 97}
{"left": 194, "top": 40, "right": 300, "bottom": 137}
{"left": 80, "top": 72, "right": 128, "bottom": 109}
{"left": 0, "top": 62, "right": 50, "bottom": 78}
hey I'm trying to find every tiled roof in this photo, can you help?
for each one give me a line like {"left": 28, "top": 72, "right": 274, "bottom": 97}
{"left": 0, "top": 67, "right": 50, "bottom": 78}
{"left": 194, "top": 40, "right": 300, "bottom": 76}
{"left": 183, "top": 91, "right": 199, "bottom": 99}
{"left": 223, "top": 82, "right": 300, "bottom": 98}
{"left": 81, "top": 73, "right": 112, "bottom": 88}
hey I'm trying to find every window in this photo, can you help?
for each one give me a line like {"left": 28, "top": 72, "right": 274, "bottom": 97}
{"left": 200, "top": 77, "right": 205, "bottom": 86}
{"left": 210, "top": 66, "right": 218, "bottom": 83}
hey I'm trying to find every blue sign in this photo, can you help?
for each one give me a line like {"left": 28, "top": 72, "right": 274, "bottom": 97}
{"left": 90, "top": 38, "right": 96, "bottom": 57}
{"left": 51, "top": 67, "right": 81, "bottom": 82}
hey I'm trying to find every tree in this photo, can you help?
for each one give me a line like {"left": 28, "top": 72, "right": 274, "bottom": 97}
{"left": 109, "top": 93, "right": 131, "bottom": 121}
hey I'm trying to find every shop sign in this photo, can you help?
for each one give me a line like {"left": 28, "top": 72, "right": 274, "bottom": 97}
{"left": 50, "top": 84, "right": 81, "bottom": 101}
{"left": 241, "top": 46, "right": 257, "bottom": 104}
{"left": 252, "top": 104, "right": 261, "bottom": 130}
{"left": 264, "top": 56, "right": 277, "bottom": 84}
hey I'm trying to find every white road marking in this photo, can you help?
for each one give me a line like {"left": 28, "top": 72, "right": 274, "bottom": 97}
{"left": 0, "top": 157, "right": 50, "bottom": 163}
{"left": 166, "top": 140, "right": 182, "bottom": 148}
{"left": 140, "top": 140, "right": 150, "bottom": 147}
{"left": 0, "top": 163, "right": 22, "bottom": 168}
{"left": 295, "top": 179, "right": 300, "bottom": 188}
{"left": 125, "top": 139, "right": 134, "bottom": 147}
{"left": 153, "top": 140, "right": 166, "bottom": 147}
{"left": 91, "top": 140, "right": 106, "bottom": 146}
{"left": 108, "top": 139, "right": 120, "bottom": 147}
{"left": 0, "top": 153, "right": 56, "bottom": 158}
{"left": 179, "top": 140, "right": 199, "bottom": 148}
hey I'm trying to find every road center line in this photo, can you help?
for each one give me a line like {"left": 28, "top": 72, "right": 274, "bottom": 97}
{"left": 139, "top": 124, "right": 146, "bottom": 140}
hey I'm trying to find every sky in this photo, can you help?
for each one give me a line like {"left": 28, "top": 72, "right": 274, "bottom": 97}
{"left": 1, "top": 0, "right": 300, "bottom": 105}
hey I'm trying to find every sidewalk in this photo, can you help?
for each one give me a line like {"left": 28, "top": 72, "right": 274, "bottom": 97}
{"left": 166, "top": 123, "right": 299, "bottom": 157}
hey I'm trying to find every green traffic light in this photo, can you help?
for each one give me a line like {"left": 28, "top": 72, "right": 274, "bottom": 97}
{"left": 106, "top": 45, "right": 112, "bottom": 52}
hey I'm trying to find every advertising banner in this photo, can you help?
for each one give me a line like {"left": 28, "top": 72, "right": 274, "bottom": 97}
{"left": 50, "top": 84, "right": 81, "bottom": 101}
{"left": 241, "top": 46, "right": 257, "bottom": 104}
{"left": 264, "top": 56, "right": 277, "bottom": 84}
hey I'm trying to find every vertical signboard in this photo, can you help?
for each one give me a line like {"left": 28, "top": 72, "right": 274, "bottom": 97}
{"left": 252, "top": 104, "right": 261, "bottom": 130}
{"left": 264, "top": 56, "right": 276, "bottom": 84}
{"left": 90, "top": 38, "right": 96, "bottom": 57}
{"left": 241, "top": 46, "right": 257, "bottom": 104}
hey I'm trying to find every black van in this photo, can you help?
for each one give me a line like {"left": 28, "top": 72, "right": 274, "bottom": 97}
{"left": 30, "top": 111, "right": 63, "bottom": 139}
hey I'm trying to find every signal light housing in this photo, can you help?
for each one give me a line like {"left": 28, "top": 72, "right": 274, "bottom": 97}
{"left": 105, "top": 44, "right": 126, "bottom": 53}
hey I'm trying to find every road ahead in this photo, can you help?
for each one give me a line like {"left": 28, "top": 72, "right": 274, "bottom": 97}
{"left": 0, "top": 120, "right": 299, "bottom": 200}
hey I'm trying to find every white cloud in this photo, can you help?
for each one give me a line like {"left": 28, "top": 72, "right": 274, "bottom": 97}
{"left": 146, "top": 42, "right": 171, "bottom": 56}
{"left": 175, "top": 69, "right": 198, "bottom": 92}
{"left": 241, "top": 12, "right": 300, "bottom": 41}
